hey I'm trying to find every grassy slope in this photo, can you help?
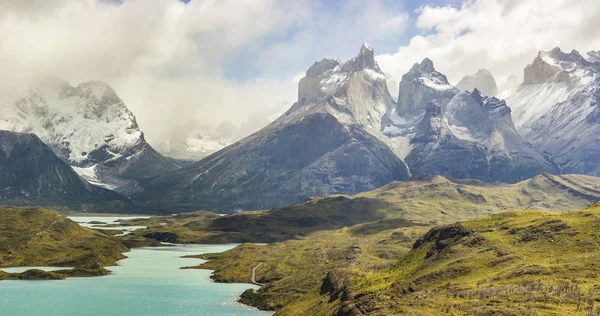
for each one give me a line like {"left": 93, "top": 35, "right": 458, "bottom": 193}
{"left": 190, "top": 224, "right": 430, "bottom": 310}
{"left": 0, "top": 207, "right": 129, "bottom": 279}
{"left": 284, "top": 203, "right": 600, "bottom": 315}
{"left": 127, "top": 173, "right": 600, "bottom": 245}
{"left": 187, "top": 174, "right": 600, "bottom": 314}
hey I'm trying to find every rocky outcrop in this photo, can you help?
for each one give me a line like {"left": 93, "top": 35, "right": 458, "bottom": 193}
{"left": 456, "top": 69, "right": 499, "bottom": 96}
{"left": 413, "top": 223, "right": 471, "bottom": 259}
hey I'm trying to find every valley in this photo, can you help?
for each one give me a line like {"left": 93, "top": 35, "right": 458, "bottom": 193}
{"left": 0, "top": 7, "right": 599, "bottom": 314}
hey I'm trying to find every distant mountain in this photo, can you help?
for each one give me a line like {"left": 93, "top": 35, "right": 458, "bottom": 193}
{"left": 384, "top": 59, "right": 557, "bottom": 182}
{"left": 504, "top": 47, "right": 600, "bottom": 176}
{"left": 0, "top": 79, "right": 182, "bottom": 195}
{"left": 497, "top": 74, "right": 520, "bottom": 97}
{"left": 456, "top": 69, "right": 499, "bottom": 96}
{"left": 136, "top": 44, "right": 411, "bottom": 211}
{"left": 0, "top": 130, "right": 125, "bottom": 206}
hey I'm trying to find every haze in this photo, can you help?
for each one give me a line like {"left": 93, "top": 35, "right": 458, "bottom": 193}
{"left": 1, "top": 0, "right": 599, "bottom": 147}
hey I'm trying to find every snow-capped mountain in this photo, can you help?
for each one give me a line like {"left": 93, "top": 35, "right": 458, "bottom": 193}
{"left": 395, "top": 58, "right": 458, "bottom": 120}
{"left": 0, "top": 130, "right": 125, "bottom": 205}
{"left": 384, "top": 60, "right": 557, "bottom": 182}
{"left": 456, "top": 69, "right": 499, "bottom": 97}
{"left": 135, "top": 45, "right": 567, "bottom": 211}
{"left": 504, "top": 47, "right": 600, "bottom": 176}
{"left": 136, "top": 44, "right": 411, "bottom": 211}
{"left": 0, "top": 79, "right": 182, "bottom": 195}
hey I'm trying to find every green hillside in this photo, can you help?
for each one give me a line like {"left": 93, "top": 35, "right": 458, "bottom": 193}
{"left": 0, "top": 207, "right": 129, "bottom": 280}
{"left": 282, "top": 203, "right": 600, "bottom": 315}
{"left": 186, "top": 174, "right": 600, "bottom": 314}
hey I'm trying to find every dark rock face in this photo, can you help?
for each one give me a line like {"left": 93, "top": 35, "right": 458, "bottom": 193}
{"left": 137, "top": 112, "right": 409, "bottom": 211}
{"left": 413, "top": 223, "right": 471, "bottom": 259}
{"left": 142, "top": 231, "right": 180, "bottom": 243}
{"left": 0, "top": 131, "right": 125, "bottom": 205}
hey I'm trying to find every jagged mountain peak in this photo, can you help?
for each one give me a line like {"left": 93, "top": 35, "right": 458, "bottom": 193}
{"left": 403, "top": 58, "right": 453, "bottom": 90}
{"left": 294, "top": 44, "right": 393, "bottom": 131}
{"left": 506, "top": 47, "right": 600, "bottom": 177}
{"left": 406, "top": 58, "right": 438, "bottom": 78}
{"left": 298, "top": 44, "right": 386, "bottom": 103}
{"left": 541, "top": 47, "right": 585, "bottom": 62}
{"left": 305, "top": 58, "right": 342, "bottom": 77}
{"left": 393, "top": 58, "right": 457, "bottom": 120}
{"left": 469, "top": 88, "right": 484, "bottom": 103}
{"left": 355, "top": 42, "right": 376, "bottom": 69}
{"left": 524, "top": 47, "right": 600, "bottom": 85}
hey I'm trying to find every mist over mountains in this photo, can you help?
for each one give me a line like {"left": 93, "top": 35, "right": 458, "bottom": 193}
{"left": 0, "top": 43, "right": 599, "bottom": 211}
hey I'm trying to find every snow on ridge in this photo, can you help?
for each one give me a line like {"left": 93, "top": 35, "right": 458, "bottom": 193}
{"left": 418, "top": 76, "right": 455, "bottom": 91}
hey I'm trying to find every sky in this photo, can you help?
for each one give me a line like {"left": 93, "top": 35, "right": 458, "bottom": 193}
{"left": 0, "top": 0, "right": 599, "bottom": 145}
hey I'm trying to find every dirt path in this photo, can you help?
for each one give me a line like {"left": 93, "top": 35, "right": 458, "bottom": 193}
{"left": 26, "top": 217, "right": 64, "bottom": 246}
{"left": 251, "top": 262, "right": 264, "bottom": 286}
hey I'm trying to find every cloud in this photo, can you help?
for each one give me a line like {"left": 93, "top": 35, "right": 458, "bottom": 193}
{"left": 377, "top": 0, "right": 600, "bottom": 88}
{"left": 0, "top": 0, "right": 410, "bottom": 145}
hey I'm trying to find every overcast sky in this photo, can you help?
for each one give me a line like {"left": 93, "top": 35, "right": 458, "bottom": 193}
{"left": 1, "top": 0, "right": 599, "bottom": 143}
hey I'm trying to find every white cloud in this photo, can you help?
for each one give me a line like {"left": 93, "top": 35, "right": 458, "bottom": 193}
{"left": 0, "top": 0, "right": 410, "bottom": 146}
{"left": 377, "top": 0, "right": 600, "bottom": 89}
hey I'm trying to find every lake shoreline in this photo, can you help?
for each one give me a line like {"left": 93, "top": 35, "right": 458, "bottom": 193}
{"left": 0, "top": 244, "right": 272, "bottom": 315}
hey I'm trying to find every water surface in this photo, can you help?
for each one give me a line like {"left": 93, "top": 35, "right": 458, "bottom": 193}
{"left": 0, "top": 244, "right": 271, "bottom": 316}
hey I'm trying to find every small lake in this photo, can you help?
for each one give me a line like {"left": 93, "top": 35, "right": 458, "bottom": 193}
{"left": 68, "top": 215, "right": 150, "bottom": 236}
{"left": 0, "top": 244, "right": 272, "bottom": 316}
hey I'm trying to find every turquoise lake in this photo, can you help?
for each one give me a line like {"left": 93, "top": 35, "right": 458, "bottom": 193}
{"left": 0, "top": 244, "right": 272, "bottom": 316}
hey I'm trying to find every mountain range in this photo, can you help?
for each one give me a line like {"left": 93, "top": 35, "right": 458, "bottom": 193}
{"left": 0, "top": 44, "right": 599, "bottom": 212}
{"left": 135, "top": 44, "right": 566, "bottom": 211}
{"left": 135, "top": 44, "right": 411, "bottom": 211}
{"left": 505, "top": 47, "right": 600, "bottom": 176}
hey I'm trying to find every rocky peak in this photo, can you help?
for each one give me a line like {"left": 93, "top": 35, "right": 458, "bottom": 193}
{"left": 395, "top": 58, "right": 457, "bottom": 119}
{"left": 469, "top": 88, "right": 484, "bottom": 104}
{"left": 405, "top": 58, "right": 441, "bottom": 81}
{"left": 525, "top": 47, "right": 599, "bottom": 85}
{"left": 353, "top": 42, "right": 376, "bottom": 70}
{"left": 298, "top": 44, "right": 384, "bottom": 103}
{"left": 523, "top": 55, "right": 563, "bottom": 85}
{"left": 305, "top": 59, "right": 341, "bottom": 77}
{"left": 295, "top": 44, "right": 392, "bottom": 131}
{"left": 483, "top": 97, "right": 510, "bottom": 116}
{"left": 456, "top": 69, "right": 498, "bottom": 96}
